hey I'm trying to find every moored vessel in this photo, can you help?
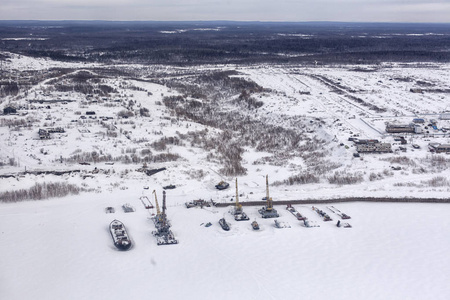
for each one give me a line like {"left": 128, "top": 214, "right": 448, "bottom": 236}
{"left": 251, "top": 220, "right": 260, "bottom": 230}
{"left": 109, "top": 220, "right": 132, "bottom": 250}
{"left": 219, "top": 218, "right": 230, "bottom": 231}
{"left": 215, "top": 181, "right": 230, "bottom": 190}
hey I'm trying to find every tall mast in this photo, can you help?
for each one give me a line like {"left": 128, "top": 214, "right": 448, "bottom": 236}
{"left": 153, "top": 190, "right": 162, "bottom": 223}
{"left": 235, "top": 178, "right": 242, "bottom": 213}
{"left": 235, "top": 178, "right": 239, "bottom": 207}
{"left": 162, "top": 191, "right": 167, "bottom": 227}
{"left": 266, "top": 175, "right": 272, "bottom": 210}
{"left": 258, "top": 175, "right": 278, "bottom": 218}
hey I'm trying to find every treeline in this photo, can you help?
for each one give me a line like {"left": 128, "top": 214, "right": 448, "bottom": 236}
{"left": 0, "top": 82, "right": 19, "bottom": 97}
{"left": 2, "top": 21, "right": 450, "bottom": 64}
{"left": 0, "top": 182, "right": 83, "bottom": 202}
{"left": 45, "top": 72, "right": 117, "bottom": 96}
{"left": 62, "top": 150, "right": 181, "bottom": 164}
{"left": 275, "top": 170, "right": 364, "bottom": 186}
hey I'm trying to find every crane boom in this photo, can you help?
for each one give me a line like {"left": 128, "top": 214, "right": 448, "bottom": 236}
{"left": 235, "top": 178, "right": 239, "bottom": 206}
{"left": 162, "top": 191, "right": 167, "bottom": 227}
{"left": 235, "top": 178, "right": 242, "bottom": 213}
{"left": 266, "top": 175, "right": 273, "bottom": 210}
{"left": 258, "top": 175, "right": 278, "bottom": 218}
{"left": 153, "top": 190, "right": 161, "bottom": 217}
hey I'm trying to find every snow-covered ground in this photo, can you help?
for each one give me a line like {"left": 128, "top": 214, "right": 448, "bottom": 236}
{"left": 1, "top": 190, "right": 449, "bottom": 300}
{"left": 1, "top": 52, "right": 450, "bottom": 299}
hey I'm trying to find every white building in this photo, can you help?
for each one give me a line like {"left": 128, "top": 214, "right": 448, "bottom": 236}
{"left": 439, "top": 113, "right": 450, "bottom": 120}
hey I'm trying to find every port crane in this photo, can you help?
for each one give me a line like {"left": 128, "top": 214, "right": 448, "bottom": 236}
{"left": 161, "top": 190, "right": 168, "bottom": 228}
{"left": 258, "top": 175, "right": 279, "bottom": 218}
{"left": 152, "top": 189, "right": 165, "bottom": 226}
{"left": 235, "top": 178, "right": 243, "bottom": 214}
{"left": 265, "top": 175, "right": 272, "bottom": 211}
{"left": 151, "top": 190, "right": 178, "bottom": 245}
{"left": 233, "top": 178, "right": 249, "bottom": 221}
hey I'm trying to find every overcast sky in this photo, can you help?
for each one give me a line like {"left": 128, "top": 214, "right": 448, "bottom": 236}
{"left": 1, "top": 0, "right": 449, "bottom": 22}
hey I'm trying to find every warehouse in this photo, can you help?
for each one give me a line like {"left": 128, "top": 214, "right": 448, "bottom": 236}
{"left": 356, "top": 143, "right": 392, "bottom": 153}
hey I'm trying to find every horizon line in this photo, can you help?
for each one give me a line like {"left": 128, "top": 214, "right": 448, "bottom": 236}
{"left": 0, "top": 20, "right": 450, "bottom": 25}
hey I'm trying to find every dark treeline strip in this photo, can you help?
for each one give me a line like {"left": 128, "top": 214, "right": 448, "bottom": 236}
{"left": 1, "top": 21, "right": 450, "bottom": 64}
{"left": 0, "top": 182, "right": 84, "bottom": 203}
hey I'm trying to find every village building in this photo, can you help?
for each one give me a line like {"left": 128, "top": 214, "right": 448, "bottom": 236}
{"left": 385, "top": 123, "right": 421, "bottom": 134}
{"left": 47, "top": 127, "right": 65, "bottom": 133}
{"left": 439, "top": 113, "right": 450, "bottom": 120}
{"left": 429, "top": 143, "right": 450, "bottom": 153}
{"left": 38, "top": 129, "right": 50, "bottom": 139}
{"left": 356, "top": 143, "right": 392, "bottom": 153}
{"left": 38, "top": 127, "right": 64, "bottom": 139}
{"left": 3, "top": 106, "right": 17, "bottom": 115}
{"left": 354, "top": 139, "right": 379, "bottom": 145}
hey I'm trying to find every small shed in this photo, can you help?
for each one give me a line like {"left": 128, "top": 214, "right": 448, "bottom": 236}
{"left": 439, "top": 113, "right": 450, "bottom": 120}
{"left": 38, "top": 129, "right": 50, "bottom": 139}
{"left": 3, "top": 106, "right": 17, "bottom": 115}
{"left": 436, "top": 144, "right": 450, "bottom": 153}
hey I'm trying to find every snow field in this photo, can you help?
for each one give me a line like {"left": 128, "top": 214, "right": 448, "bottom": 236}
{"left": 1, "top": 190, "right": 449, "bottom": 300}
{"left": 2, "top": 53, "right": 450, "bottom": 199}
{"left": 2, "top": 52, "right": 450, "bottom": 300}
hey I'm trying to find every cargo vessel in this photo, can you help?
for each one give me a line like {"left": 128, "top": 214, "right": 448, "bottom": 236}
{"left": 219, "top": 218, "right": 230, "bottom": 231}
{"left": 109, "top": 220, "right": 132, "bottom": 250}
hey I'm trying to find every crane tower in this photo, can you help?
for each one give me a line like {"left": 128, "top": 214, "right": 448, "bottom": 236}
{"left": 152, "top": 190, "right": 163, "bottom": 225}
{"left": 151, "top": 190, "right": 178, "bottom": 245}
{"left": 235, "top": 178, "right": 243, "bottom": 215}
{"left": 233, "top": 178, "right": 249, "bottom": 221}
{"left": 258, "top": 175, "right": 279, "bottom": 218}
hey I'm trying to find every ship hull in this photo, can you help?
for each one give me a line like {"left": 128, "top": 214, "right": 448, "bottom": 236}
{"left": 109, "top": 220, "right": 132, "bottom": 251}
{"left": 219, "top": 218, "right": 230, "bottom": 231}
